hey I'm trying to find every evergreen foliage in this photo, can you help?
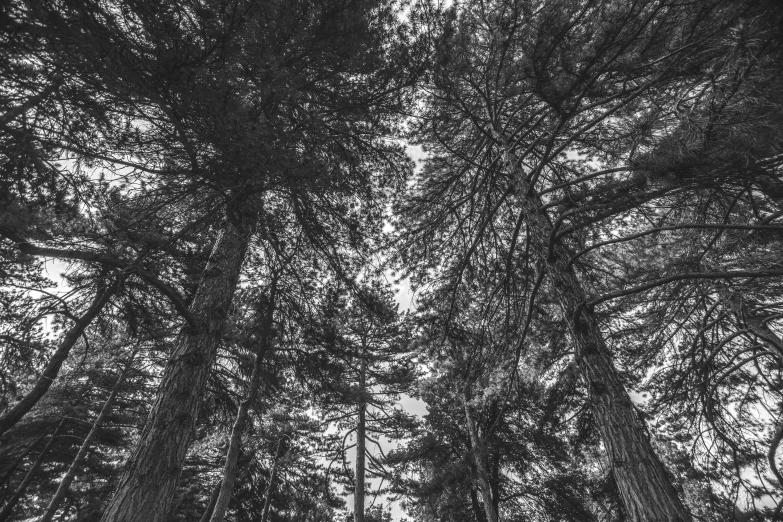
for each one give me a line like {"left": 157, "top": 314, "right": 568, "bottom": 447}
{"left": 1, "top": 0, "right": 783, "bottom": 520}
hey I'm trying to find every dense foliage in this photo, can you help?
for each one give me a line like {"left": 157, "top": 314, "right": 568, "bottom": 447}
{"left": 1, "top": 0, "right": 783, "bottom": 521}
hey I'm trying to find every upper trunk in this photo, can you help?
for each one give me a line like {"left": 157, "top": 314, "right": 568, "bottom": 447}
{"left": 260, "top": 439, "right": 284, "bottom": 522}
{"left": 493, "top": 130, "right": 692, "bottom": 522}
{"left": 355, "top": 349, "right": 367, "bottom": 522}
{"left": 0, "top": 421, "right": 62, "bottom": 522}
{"left": 40, "top": 355, "right": 133, "bottom": 522}
{"left": 101, "top": 216, "right": 252, "bottom": 522}
{"left": 209, "top": 281, "right": 276, "bottom": 522}
{"left": 464, "top": 397, "right": 499, "bottom": 522}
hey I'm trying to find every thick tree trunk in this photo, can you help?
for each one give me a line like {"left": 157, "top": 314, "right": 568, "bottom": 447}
{"left": 463, "top": 397, "right": 499, "bottom": 522}
{"left": 493, "top": 131, "right": 691, "bottom": 522}
{"left": 355, "top": 350, "right": 367, "bottom": 522}
{"left": 0, "top": 283, "right": 114, "bottom": 439}
{"left": 101, "top": 218, "right": 252, "bottom": 522}
{"left": 39, "top": 355, "right": 134, "bottom": 522}
{"left": 209, "top": 282, "right": 276, "bottom": 522}
{"left": 0, "top": 421, "right": 62, "bottom": 522}
{"left": 260, "top": 439, "right": 283, "bottom": 522}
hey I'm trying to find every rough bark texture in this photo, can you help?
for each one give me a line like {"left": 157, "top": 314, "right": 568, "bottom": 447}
{"left": 209, "top": 282, "right": 276, "bottom": 522}
{"left": 101, "top": 218, "right": 251, "bottom": 522}
{"left": 0, "top": 421, "right": 62, "bottom": 522}
{"left": 40, "top": 358, "right": 132, "bottom": 522}
{"left": 494, "top": 131, "right": 692, "bottom": 522}
{"left": 0, "top": 283, "right": 114, "bottom": 439}
{"left": 354, "top": 351, "right": 367, "bottom": 522}
{"left": 464, "top": 399, "right": 499, "bottom": 522}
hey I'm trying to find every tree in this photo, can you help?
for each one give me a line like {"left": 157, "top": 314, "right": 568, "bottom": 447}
{"left": 394, "top": 0, "right": 778, "bottom": 519}
{"left": 311, "top": 280, "right": 415, "bottom": 522}
{"left": 388, "top": 279, "right": 594, "bottom": 522}
{"left": 2, "top": 0, "right": 415, "bottom": 519}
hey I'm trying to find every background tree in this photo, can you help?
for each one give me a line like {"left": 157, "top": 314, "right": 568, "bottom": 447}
{"left": 307, "top": 279, "right": 415, "bottom": 522}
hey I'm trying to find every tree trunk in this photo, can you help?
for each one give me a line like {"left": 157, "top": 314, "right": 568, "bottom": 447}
{"left": 463, "top": 397, "right": 499, "bottom": 522}
{"left": 260, "top": 439, "right": 284, "bottom": 522}
{"left": 469, "top": 487, "right": 489, "bottom": 522}
{"left": 198, "top": 484, "right": 221, "bottom": 522}
{"left": 39, "top": 354, "right": 134, "bottom": 522}
{"left": 0, "top": 432, "right": 46, "bottom": 494}
{"left": 493, "top": 130, "right": 692, "bottom": 522}
{"left": 0, "top": 421, "right": 62, "bottom": 522}
{"left": 101, "top": 217, "right": 252, "bottom": 522}
{"left": 0, "top": 283, "right": 114, "bottom": 439}
{"left": 355, "top": 351, "right": 367, "bottom": 522}
{"left": 209, "top": 280, "right": 277, "bottom": 522}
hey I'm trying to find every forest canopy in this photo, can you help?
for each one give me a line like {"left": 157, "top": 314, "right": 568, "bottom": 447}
{"left": 1, "top": 0, "right": 782, "bottom": 521}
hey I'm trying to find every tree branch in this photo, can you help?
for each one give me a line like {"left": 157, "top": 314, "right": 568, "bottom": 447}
{"left": 589, "top": 270, "right": 783, "bottom": 309}
{"left": 0, "top": 229, "right": 197, "bottom": 329}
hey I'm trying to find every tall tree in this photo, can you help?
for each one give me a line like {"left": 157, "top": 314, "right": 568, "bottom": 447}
{"left": 3, "top": 0, "right": 415, "bottom": 519}
{"left": 319, "top": 281, "right": 414, "bottom": 522}
{"left": 394, "top": 0, "right": 780, "bottom": 519}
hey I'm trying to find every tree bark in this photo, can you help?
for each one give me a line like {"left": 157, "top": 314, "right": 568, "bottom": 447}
{"left": 101, "top": 217, "right": 252, "bottom": 522}
{"left": 493, "top": 130, "right": 692, "bottom": 522}
{"left": 355, "top": 350, "right": 367, "bottom": 522}
{"left": 469, "top": 487, "right": 489, "bottom": 522}
{"left": 209, "top": 280, "right": 276, "bottom": 522}
{"left": 463, "top": 397, "right": 499, "bottom": 522}
{"left": 39, "top": 354, "right": 134, "bottom": 522}
{"left": 260, "top": 439, "right": 284, "bottom": 522}
{"left": 0, "top": 432, "right": 46, "bottom": 494}
{"left": 0, "top": 420, "right": 62, "bottom": 522}
{"left": 0, "top": 283, "right": 115, "bottom": 439}
{"left": 198, "top": 484, "right": 221, "bottom": 522}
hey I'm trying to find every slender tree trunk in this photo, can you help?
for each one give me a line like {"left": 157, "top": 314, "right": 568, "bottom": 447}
{"left": 0, "top": 432, "right": 46, "bottom": 494}
{"left": 493, "top": 130, "right": 692, "bottom": 522}
{"left": 209, "top": 281, "right": 276, "bottom": 522}
{"left": 39, "top": 354, "right": 135, "bottom": 522}
{"left": 469, "top": 487, "right": 489, "bottom": 522}
{"left": 355, "top": 347, "right": 367, "bottom": 522}
{"left": 260, "top": 439, "right": 284, "bottom": 522}
{"left": 101, "top": 217, "right": 252, "bottom": 522}
{"left": 490, "top": 448, "right": 500, "bottom": 516}
{"left": 463, "top": 397, "right": 499, "bottom": 522}
{"left": 198, "top": 484, "right": 221, "bottom": 522}
{"left": 0, "top": 421, "right": 62, "bottom": 522}
{"left": 0, "top": 283, "right": 114, "bottom": 439}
